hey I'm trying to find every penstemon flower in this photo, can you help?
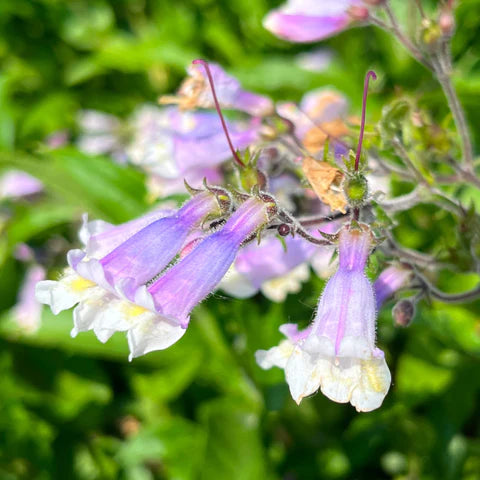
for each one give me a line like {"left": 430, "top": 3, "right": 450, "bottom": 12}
{"left": 258, "top": 224, "right": 391, "bottom": 412}
{"left": 36, "top": 188, "right": 227, "bottom": 318}
{"left": 0, "top": 170, "right": 43, "bottom": 199}
{"left": 128, "top": 106, "right": 260, "bottom": 178}
{"left": 127, "top": 105, "right": 261, "bottom": 197}
{"left": 124, "top": 196, "right": 275, "bottom": 358}
{"left": 256, "top": 262, "right": 409, "bottom": 372}
{"left": 69, "top": 190, "right": 227, "bottom": 299}
{"left": 36, "top": 194, "right": 274, "bottom": 360}
{"left": 161, "top": 62, "right": 274, "bottom": 117}
{"left": 263, "top": 0, "right": 370, "bottom": 43}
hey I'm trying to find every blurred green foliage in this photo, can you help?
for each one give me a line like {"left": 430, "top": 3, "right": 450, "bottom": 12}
{"left": 0, "top": 0, "right": 480, "bottom": 479}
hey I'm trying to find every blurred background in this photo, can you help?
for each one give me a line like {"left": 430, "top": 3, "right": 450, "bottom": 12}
{"left": 1, "top": 0, "right": 480, "bottom": 479}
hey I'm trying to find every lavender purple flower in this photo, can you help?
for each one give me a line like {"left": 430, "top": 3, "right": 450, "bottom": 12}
{"left": 0, "top": 170, "right": 43, "bottom": 199}
{"left": 37, "top": 190, "right": 226, "bottom": 314}
{"left": 128, "top": 105, "right": 260, "bottom": 195}
{"left": 126, "top": 196, "right": 273, "bottom": 358}
{"left": 71, "top": 191, "right": 226, "bottom": 299}
{"left": 162, "top": 63, "right": 274, "bottom": 117}
{"left": 257, "top": 224, "right": 391, "bottom": 412}
{"left": 36, "top": 193, "right": 274, "bottom": 360}
{"left": 263, "top": 0, "right": 367, "bottom": 43}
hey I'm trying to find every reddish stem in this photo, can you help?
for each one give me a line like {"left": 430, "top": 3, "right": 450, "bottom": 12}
{"left": 192, "top": 59, "right": 245, "bottom": 168}
{"left": 354, "top": 70, "right": 377, "bottom": 171}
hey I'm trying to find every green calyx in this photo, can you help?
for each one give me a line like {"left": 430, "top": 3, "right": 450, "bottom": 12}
{"left": 344, "top": 173, "right": 368, "bottom": 207}
{"left": 236, "top": 150, "right": 267, "bottom": 192}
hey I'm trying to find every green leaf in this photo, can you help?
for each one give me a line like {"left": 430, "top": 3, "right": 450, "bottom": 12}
{"left": 198, "top": 397, "right": 270, "bottom": 480}
{"left": 0, "top": 148, "right": 148, "bottom": 222}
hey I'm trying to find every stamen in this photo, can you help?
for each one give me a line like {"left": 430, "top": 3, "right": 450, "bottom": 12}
{"left": 354, "top": 70, "right": 377, "bottom": 172}
{"left": 192, "top": 59, "right": 245, "bottom": 168}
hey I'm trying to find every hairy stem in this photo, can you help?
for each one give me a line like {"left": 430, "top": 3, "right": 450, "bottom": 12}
{"left": 370, "top": 3, "right": 432, "bottom": 69}
{"left": 278, "top": 209, "right": 331, "bottom": 246}
{"left": 415, "top": 270, "right": 480, "bottom": 303}
{"left": 434, "top": 57, "right": 475, "bottom": 173}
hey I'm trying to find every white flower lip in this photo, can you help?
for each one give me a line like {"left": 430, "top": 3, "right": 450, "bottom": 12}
{"left": 285, "top": 336, "right": 391, "bottom": 412}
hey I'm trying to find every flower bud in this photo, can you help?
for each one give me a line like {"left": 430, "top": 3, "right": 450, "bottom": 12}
{"left": 421, "top": 19, "right": 442, "bottom": 48}
{"left": 392, "top": 298, "right": 416, "bottom": 327}
{"left": 439, "top": 10, "right": 455, "bottom": 37}
{"left": 348, "top": 6, "right": 369, "bottom": 21}
{"left": 277, "top": 224, "right": 291, "bottom": 236}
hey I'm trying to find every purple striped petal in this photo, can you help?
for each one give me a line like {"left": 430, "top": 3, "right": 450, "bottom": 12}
{"left": 138, "top": 198, "right": 269, "bottom": 327}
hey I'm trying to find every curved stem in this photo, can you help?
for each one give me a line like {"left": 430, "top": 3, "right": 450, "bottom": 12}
{"left": 278, "top": 209, "right": 331, "bottom": 246}
{"left": 369, "top": 14, "right": 432, "bottom": 70}
{"left": 297, "top": 210, "right": 349, "bottom": 227}
{"left": 383, "top": 232, "right": 439, "bottom": 268}
{"left": 192, "top": 59, "right": 245, "bottom": 168}
{"left": 355, "top": 70, "right": 377, "bottom": 171}
{"left": 383, "top": 2, "right": 433, "bottom": 69}
{"left": 433, "top": 56, "right": 475, "bottom": 173}
{"left": 416, "top": 270, "right": 480, "bottom": 303}
{"left": 378, "top": 186, "right": 427, "bottom": 212}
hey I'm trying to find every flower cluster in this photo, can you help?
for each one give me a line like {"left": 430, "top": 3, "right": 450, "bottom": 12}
{"left": 33, "top": 54, "right": 420, "bottom": 414}
{"left": 36, "top": 188, "right": 275, "bottom": 359}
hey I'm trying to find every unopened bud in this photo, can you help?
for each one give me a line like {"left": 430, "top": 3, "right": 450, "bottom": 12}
{"left": 421, "top": 19, "right": 442, "bottom": 48}
{"left": 348, "top": 6, "right": 369, "bottom": 21}
{"left": 277, "top": 224, "right": 291, "bottom": 236}
{"left": 439, "top": 10, "right": 455, "bottom": 36}
{"left": 392, "top": 298, "right": 416, "bottom": 327}
{"left": 344, "top": 174, "right": 368, "bottom": 208}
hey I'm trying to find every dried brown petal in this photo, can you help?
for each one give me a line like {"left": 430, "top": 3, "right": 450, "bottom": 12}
{"left": 302, "top": 156, "right": 347, "bottom": 213}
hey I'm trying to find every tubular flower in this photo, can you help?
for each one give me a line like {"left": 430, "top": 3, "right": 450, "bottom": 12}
{"left": 256, "top": 262, "right": 405, "bottom": 374}
{"left": 161, "top": 63, "right": 274, "bottom": 117}
{"left": 263, "top": 0, "right": 368, "bottom": 43}
{"left": 220, "top": 234, "right": 316, "bottom": 302}
{"left": 128, "top": 106, "right": 259, "bottom": 195}
{"left": 35, "top": 190, "right": 227, "bottom": 334}
{"left": 68, "top": 190, "right": 226, "bottom": 299}
{"left": 36, "top": 195, "right": 273, "bottom": 359}
{"left": 259, "top": 224, "right": 391, "bottom": 412}
{"left": 126, "top": 196, "right": 274, "bottom": 358}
